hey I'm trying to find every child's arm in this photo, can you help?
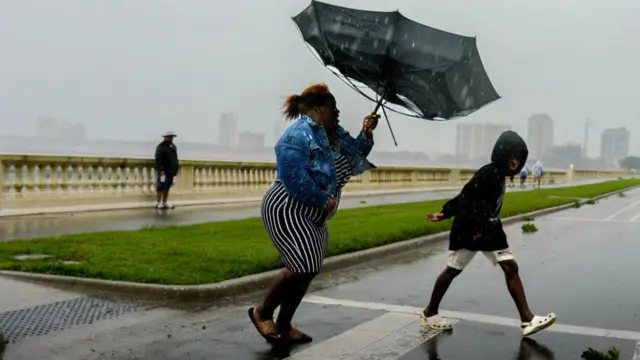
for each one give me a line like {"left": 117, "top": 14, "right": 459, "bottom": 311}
{"left": 433, "top": 178, "right": 473, "bottom": 221}
{"left": 439, "top": 195, "right": 459, "bottom": 219}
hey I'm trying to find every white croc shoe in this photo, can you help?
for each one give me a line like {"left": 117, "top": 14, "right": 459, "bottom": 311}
{"left": 521, "top": 313, "right": 557, "bottom": 336}
{"left": 419, "top": 313, "right": 455, "bottom": 331}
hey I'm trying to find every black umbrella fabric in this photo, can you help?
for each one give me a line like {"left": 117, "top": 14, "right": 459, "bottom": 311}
{"left": 292, "top": 1, "right": 500, "bottom": 144}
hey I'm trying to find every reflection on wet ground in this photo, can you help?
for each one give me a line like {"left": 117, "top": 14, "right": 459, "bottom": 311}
{"left": 0, "top": 179, "right": 604, "bottom": 242}
{"left": 403, "top": 322, "right": 638, "bottom": 360}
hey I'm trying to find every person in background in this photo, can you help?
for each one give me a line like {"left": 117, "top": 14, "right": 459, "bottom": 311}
{"left": 532, "top": 161, "right": 543, "bottom": 188}
{"left": 154, "top": 132, "right": 179, "bottom": 209}
{"left": 248, "top": 83, "right": 377, "bottom": 344}
{"left": 421, "top": 130, "right": 556, "bottom": 337}
{"left": 519, "top": 166, "right": 528, "bottom": 187}
{"left": 508, "top": 174, "right": 515, "bottom": 187}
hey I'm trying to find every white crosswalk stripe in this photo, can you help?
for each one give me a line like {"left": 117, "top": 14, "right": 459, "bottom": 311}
{"left": 296, "top": 295, "right": 640, "bottom": 360}
{"left": 554, "top": 217, "right": 640, "bottom": 224}
{"left": 286, "top": 312, "right": 452, "bottom": 360}
{"left": 604, "top": 199, "right": 640, "bottom": 220}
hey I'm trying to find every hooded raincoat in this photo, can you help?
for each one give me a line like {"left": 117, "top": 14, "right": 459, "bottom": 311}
{"left": 439, "top": 130, "right": 529, "bottom": 251}
{"left": 532, "top": 161, "right": 543, "bottom": 178}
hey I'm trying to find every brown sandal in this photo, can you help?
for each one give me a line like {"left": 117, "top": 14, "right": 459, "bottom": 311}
{"left": 248, "top": 307, "right": 282, "bottom": 343}
{"left": 282, "top": 326, "right": 313, "bottom": 343}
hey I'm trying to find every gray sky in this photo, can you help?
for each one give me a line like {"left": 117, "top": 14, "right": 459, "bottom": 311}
{"left": 1, "top": 0, "right": 639, "bottom": 157}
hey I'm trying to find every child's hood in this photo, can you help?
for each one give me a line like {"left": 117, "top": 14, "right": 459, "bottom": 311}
{"left": 491, "top": 130, "right": 529, "bottom": 176}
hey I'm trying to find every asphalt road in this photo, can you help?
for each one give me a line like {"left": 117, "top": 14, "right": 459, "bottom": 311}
{"left": 0, "top": 178, "right": 605, "bottom": 242}
{"left": 1, "top": 184, "right": 639, "bottom": 359}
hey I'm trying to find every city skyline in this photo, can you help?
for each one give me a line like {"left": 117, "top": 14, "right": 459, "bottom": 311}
{"left": 26, "top": 112, "right": 636, "bottom": 163}
{"left": 17, "top": 110, "right": 632, "bottom": 158}
{"left": 6, "top": 111, "right": 631, "bottom": 171}
{"left": 454, "top": 115, "right": 634, "bottom": 168}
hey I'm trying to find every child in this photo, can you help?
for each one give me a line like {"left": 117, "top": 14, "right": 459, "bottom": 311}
{"left": 422, "top": 130, "right": 556, "bottom": 336}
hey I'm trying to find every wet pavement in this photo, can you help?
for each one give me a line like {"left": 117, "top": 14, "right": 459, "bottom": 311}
{"left": 0, "top": 181, "right": 638, "bottom": 359}
{"left": 400, "top": 321, "right": 637, "bottom": 359}
{"left": 0, "top": 178, "right": 605, "bottom": 242}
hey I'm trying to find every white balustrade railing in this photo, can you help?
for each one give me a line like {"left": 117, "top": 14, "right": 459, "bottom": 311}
{"left": 0, "top": 153, "right": 631, "bottom": 213}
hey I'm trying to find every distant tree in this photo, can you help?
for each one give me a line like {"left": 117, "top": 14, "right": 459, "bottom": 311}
{"left": 619, "top": 156, "right": 640, "bottom": 170}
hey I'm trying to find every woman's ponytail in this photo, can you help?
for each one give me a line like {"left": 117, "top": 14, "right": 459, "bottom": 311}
{"left": 283, "top": 94, "right": 302, "bottom": 121}
{"left": 282, "top": 83, "right": 332, "bottom": 121}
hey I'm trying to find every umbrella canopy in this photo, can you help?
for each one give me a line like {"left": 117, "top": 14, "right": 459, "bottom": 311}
{"left": 292, "top": 1, "right": 500, "bottom": 122}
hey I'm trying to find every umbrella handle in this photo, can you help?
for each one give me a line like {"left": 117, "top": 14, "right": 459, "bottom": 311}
{"left": 373, "top": 97, "right": 385, "bottom": 115}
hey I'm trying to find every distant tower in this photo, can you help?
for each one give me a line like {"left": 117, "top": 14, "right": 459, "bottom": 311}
{"left": 583, "top": 119, "right": 591, "bottom": 158}
{"left": 526, "top": 114, "right": 555, "bottom": 159}
{"left": 218, "top": 113, "right": 239, "bottom": 148}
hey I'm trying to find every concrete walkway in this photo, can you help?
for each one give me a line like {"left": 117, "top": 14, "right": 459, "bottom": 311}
{"left": 0, "top": 186, "right": 461, "bottom": 218}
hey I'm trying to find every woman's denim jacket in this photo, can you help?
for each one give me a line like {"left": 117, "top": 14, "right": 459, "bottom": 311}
{"left": 275, "top": 115, "right": 376, "bottom": 209}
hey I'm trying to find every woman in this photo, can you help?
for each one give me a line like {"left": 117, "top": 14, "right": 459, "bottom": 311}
{"left": 248, "top": 83, "right": 377, "bottom": 344}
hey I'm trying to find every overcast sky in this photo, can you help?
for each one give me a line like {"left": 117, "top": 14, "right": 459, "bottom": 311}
{"left": 1, "top": 0, "right": 639, "bottom": 157}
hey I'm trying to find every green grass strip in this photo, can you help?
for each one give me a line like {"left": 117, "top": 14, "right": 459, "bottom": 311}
{"left": 0, "top": 179, "right": 637, "bottom": 285}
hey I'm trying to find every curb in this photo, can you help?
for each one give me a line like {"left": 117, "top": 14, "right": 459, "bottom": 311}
{"left": 0, "top": 184, "right": 635, "bottom": 301}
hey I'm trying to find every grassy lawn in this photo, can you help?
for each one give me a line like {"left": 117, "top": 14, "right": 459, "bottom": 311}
{"left": 0, "top": 179, "right": 637, "bottom": 285}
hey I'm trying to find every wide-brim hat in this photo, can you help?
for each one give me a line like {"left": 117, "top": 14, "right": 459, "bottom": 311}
{"left": 161, "top": 131, "right": 177, "bottom": 137}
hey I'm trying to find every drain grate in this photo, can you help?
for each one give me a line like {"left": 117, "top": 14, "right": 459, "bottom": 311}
{"left": 0, "top": 296, "right": 143, "bottom": 343}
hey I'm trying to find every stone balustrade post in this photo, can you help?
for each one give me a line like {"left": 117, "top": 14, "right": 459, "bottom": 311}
{"left": 411, "top": 170, "right": 418, "bottom": 183}
{"left": 449, "top": 169, "right": 460, "bottom": 185}
{"left": 566, "top": 164, "right": 574, "bottom": 182}
{"left": 360, "top": 170, "right": 372, "bottom": 185}
{"left": 176, "top": 164, "right": 195, "bottom": 193}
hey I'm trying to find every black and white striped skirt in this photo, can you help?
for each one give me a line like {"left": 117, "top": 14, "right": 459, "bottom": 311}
{"left": 260, "top": 181, "right": 337, "bottom": 274}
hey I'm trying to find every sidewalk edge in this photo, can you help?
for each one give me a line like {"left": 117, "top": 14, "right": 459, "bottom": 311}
{"left": 0, "top": 186, "right": 462, "bottom": 218}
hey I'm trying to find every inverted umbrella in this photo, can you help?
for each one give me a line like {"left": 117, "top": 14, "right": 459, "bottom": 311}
{"left": 292, "top": 1, "right": 500, "bottom": 145}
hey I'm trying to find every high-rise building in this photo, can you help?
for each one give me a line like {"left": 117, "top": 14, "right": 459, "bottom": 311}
{"left": 456, "top": 122, "right": 511, "bottom": 160}
{"left": 237, "top": 131, "right": 266, "bottom": 151}
{"left": 69, "top": 123, "right": 87, "bottom": 141}
{"left": 456, "top": 123, "right": 481, "bottom": 158}
{"left": 60, "top": 120, "right": 86, "bottom": 141}
{"left": 600, "top": 127, "right": 630, "bottom": 168}
{"left": 527, "top": 114, "right": 555, "bottom": 159}
{"left": 35, "top": 116, "right": 86, "bottom": 141}
{"left": 482, "top": 123, "right": 512, "bottom": 155}
{"left": 35, "top": 116, "right": 60, "bottom": 139}
{"left": 544, "top": 143, "right": 584, "bottom": 168}
{"left": 218, "top": 113, "right": 238, "bottom": 148}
